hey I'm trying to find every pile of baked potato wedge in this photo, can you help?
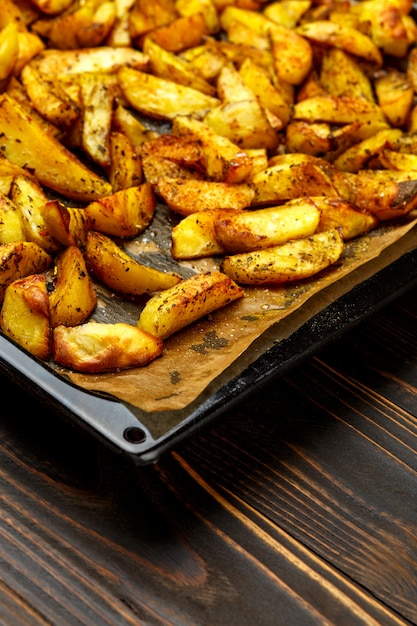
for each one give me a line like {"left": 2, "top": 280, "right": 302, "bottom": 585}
{"left": 1, "top": 0, "right": 417, "bottom": 373}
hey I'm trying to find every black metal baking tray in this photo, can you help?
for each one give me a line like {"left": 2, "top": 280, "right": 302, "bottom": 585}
{"left": 1, "top": 241, "right": 417, "bottom": 465}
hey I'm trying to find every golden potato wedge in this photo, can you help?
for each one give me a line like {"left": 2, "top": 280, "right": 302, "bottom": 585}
{"left": 350, "top": 172, "right": 417, "bottom": 220}
{"left": 204, "top": 99, "right": 279, "bottom": 150}
{"left": 85, "top": 183, "right": 155, "bottom": 238}
{"left": 319, "top": 48, "right": 375, "bottom": 102}
{"left": 171, "top": 115, "right": 253, "bottom": 183}
{"left": 128, "top": 0, "right": 177, "bottom": 39}
{"left": 29, "top": 0, "right": 73, "bottom": 14}
{"left": 0, "top": 273, "right": 51, "bottom": 361}
{"left": 374, "top": 70, "right": 414, "bottom": 128}
{"left": 33, "top": 46, "right": 149, "bottom": 77}
{"left": 238, "top": 57, "right": 293, "bottom": 126}
{"left": 112, "top": 102, "right": 159, "bottom": 148}
{"left": 221, "top": 229, "right": 344, "bottom": 285}
{"left": 333, "top": 128, "right": 403, "bottom": 173}
{"left": 78, "top": 72, "right": 119, "bottom": 170}
{"left": 157, "top": 177, "right": 255, "bottom": 215}
{"left": 263, "top": 0, "right": 311, "bottom": 29}
{"left": 0, "top": 94, "right": 112, "bottom": 202}
{"left": 32, "top": 0, "right": 117, "bottom": 49}
{"left": 313, "top": 196, "right": 379, "bottom": 240}
{"left": 138, "top": 270, "right": 244, "bottom": 339}
{"left": 214, "top": 199, "right": 321, "bottom": 253}
{"left": 0, "top": 22, "right": 19, "bottom": 82}
{"left": 293, "top": 95, "right": 386, "bottom": 125}
{"left": 13, "top": 31, "right": 45, "bottom": 76}
{"left": 143, "top": 36, "right": 216, "bottom": 96}
{"left": 148, "top": 13, "right": 209, "bottom": 52}
{"left": 285, "top": 121, "right": 333, "bottom": 156}
{"left": 41, "top": 200, "right": 90, "bottom": 248}
{"left": 379, "top": 150, "right": 417, "bottom": 171}
{"left": 0, "top": 193, "right": 26, "bottom": 244}
{"left": 20, "top": 63, "right": 80, "bottom": 128}
{"left": 118, "top": 66, "right": 220, "bottom": 120}
{"left": 10, "top": 175, "right": 61, "bottom": 253}
{"left": 49, "top": 246, "right": 97, "bottom": 328}
{"left": 52, "top": 321, "right": 163, "bottom": 373}
{"left": 296, "top": 20, "right": 383, "bottom": 66}
{"left": 109, "top": 131, "right": 143, "bottom": 192}
{"left": 269, "top": 23, "right": 313, "bottom": 85}
{"left": 171, "top": 209, "right": 233, "bottom": 259}
{"left": 0, "top": 241, "right": 52, "bottom": 303}
{"left": 176, "top": 0, "right": 220, "bottom": 34}
{"left": 85, "top": 231, "right": 183, "bottom": 297}
{"left": 250, "top": 155, "right": 341, "bottom": 205}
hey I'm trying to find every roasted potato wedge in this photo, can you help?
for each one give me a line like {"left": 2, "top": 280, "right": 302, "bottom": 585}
{"left": 313, "top": 196, "right": 379, "bottom": 240}
{"left": 10, "top": 175, "right": 61, "bottom": 253}
{"left": 0, "top": 241, "right": 52, "bottom": 303}
{"left": 333, "top": 128, "right": 403, "bottom": 173}
{"left": 109, "top": 131, "right": 143, "bottom": 192}
{"left": 41, "top": 200, "right": 90, "bottom": 248}
{"left": 171, "top": 209, "right": 232, "bottom": 259}
{"left": 138, "top": 270, "right": 244, "bottom": 339}
{"left": 85, "top": 231, "right": 183, "bottom": 297}
{"left": 221, "top": 229, "right": 344, "bottom": 285}
{"left": 49, "top": 246, "right": 97, "bottom": 328}
{"left": 0, "top": 273, "right": 51, "bottom": 360}
{"left": 53, "top": 322, "right": 163, "bottom": 373}
{"left": 0, "top": 193, "right": 26, "bottom": 244}
{"left": 171, "top": 115, "right": 253, "bottom": 183}
{"left": 214, "top": 198, "right": 321, "bottom": 253}
{"left": 157, "top": 177, "right": 255, "bottom": 215}
{"left": 350, "top": 172, "right": 417, "bottom": 220}
{"left": 85, "top": 183, "right": 155, "bottom": 238}
{"left": 0, "top": 94, "right": 112, "bottom": 202}
{"left": 118, "top": 66, "right": 220, "bottom": 120}
{"left": 293, "top": 95, "right": 386, "bottom": 125}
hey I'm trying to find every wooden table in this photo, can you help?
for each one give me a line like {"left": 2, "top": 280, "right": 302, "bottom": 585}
{"left": 1, "top": 284, "right": 417, "bottom": 625}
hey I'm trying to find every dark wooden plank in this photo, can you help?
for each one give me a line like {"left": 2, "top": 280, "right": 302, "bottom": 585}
{"left": 0, "top": 288, "right": 416, "bottom": 624}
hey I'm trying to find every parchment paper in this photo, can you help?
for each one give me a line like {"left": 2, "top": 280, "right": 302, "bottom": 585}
{"left": 64, "top": 214, "right": 417, "bottom": 412}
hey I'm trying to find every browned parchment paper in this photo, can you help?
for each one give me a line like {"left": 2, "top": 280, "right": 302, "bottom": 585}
{"left": 67, "top": 216, "right": 417, "bottom": 412}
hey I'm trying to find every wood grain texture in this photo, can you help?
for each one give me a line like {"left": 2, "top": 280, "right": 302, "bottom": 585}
{"left": 1, "top": 288, "right": 417, "bottom": 625}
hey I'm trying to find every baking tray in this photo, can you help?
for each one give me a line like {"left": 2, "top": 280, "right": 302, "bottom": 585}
{"left": 1, "top": 238, "right": 417, "bottom": 465}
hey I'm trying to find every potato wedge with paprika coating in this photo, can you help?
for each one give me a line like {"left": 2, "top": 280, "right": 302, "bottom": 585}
{"left": 157, "top": 177, "right": 255, "bottom": 215}
{"left": 0, "top": 273, "right": 51, "bottom": 361}
{"left": 49, "top": 246, "right": 97, "bottom": 328}
{"left": 85, "top": 183, "right": 155, "bottom": 238}
{"left": 0, "top": 241, "right": 52, "bottom": 303}
{"left": 138, "top": 270, "right": 244, "bottom": 339}
{"left": 53, "top": 321, "right": 163, "bottom": 373}
{"left": 221, "top": 229, "right": 344, "bottom": 285}
{"left": 0, "top": 94, "right": 112, "bottom": 202}
{"left": 214, "top": 199, "right": 321, "bottom": 253}
{"left": 85, "top": 231, "right": 183, "bottom": 298}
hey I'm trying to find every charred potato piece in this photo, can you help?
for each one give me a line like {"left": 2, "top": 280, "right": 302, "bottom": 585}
{"left": 85, "top": 231, "right": 183, "bottom": 297}
{"left": 53, "top": 321, "right": 163, "bottom": 373}
{"left": 0, "top": 273, "right": 51, "bottom": 360}
{"left": 49, "top": 246, "right": 97, "bottom": 328}
{"left": 221, "top": 229, "right": 344, "bottom": 285}
{"left": 138, "top": 270, "right": 244, "bottom": 339}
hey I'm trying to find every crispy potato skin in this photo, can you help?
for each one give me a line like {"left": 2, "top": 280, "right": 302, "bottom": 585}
{"left": 138, "top": 271, "right": 244, "bottom": 339}
{"left": 221, "top": 229, "right": 344, "bottom": 285}
{"left": 53, "top": 322, "right": 163, "bottom": 373}
{"left": 0, "top": 273, "right": 51, "bottom": 360}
